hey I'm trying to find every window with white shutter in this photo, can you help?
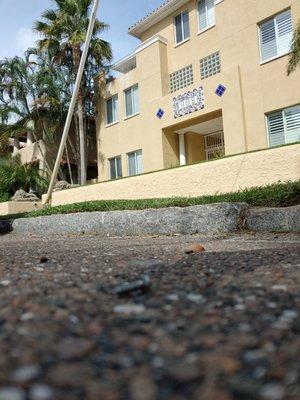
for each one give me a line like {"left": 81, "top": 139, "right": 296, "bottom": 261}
{"left": 267, "top": 105, "right": 300, "bottom": 147}
{"left": 259, "top": 9, "right": 293, "bottom": 62}
{"left": 198, "top": 0, "right": 215, "bottom": 32}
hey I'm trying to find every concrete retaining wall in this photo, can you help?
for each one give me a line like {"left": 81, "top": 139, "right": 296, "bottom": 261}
{"left": 0, "top": 201, "right": 42, "bottom": 217}
{"left": 45, "top": 144, "right": 300, "bottom": 207}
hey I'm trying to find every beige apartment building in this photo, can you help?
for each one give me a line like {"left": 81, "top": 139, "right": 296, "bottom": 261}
{"left": 96, "top": 0, "right": 300, "bottom": 181}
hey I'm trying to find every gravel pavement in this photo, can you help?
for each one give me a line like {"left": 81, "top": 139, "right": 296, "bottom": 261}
{"left": 0, "top": 232, "right": 299, "bottom": 400}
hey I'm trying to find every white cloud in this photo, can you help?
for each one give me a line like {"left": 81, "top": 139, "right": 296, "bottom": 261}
{"left": 15, "top": 27, "right": 38, "bottom": 54}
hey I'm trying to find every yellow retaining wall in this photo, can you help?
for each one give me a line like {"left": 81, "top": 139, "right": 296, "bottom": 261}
{"left": 0, "top": 201, "right": 42, "bottom": 217}
{"left": 47, "top": 145, "right": 300, "bottom": 207}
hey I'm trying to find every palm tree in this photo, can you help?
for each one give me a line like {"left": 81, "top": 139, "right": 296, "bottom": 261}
{"left": 34, "top": 0, "right": 112, "bottom": 185}
{"left": 0, "top": 55, "right": 58, "bottom": 176}
{"left": 0, "top": 53, "right": 75, "bottom": 180}
{"left": 287, "top": 21, "right": 300, "bottom": 75}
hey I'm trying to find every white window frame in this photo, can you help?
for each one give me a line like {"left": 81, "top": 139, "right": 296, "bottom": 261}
{"left": 197, "top": 0, "right": 216, "bottom": 34}
{"left": 124, "top": 84, "right": 139, "bottom": 119}
{"left": 127, "top": 149, "right": 143, "bottom": 176}
{"left": 105, "top": 95, "right": 119, "bottom": 127}
{"left": 174, "top": 10, "right": 190, "bottom": 46}
{"left": 108, "top": 156, "right": 122, "bottom": 180}
{"left": 258, "top": 8, "right": 293, "bottom": 65}
{"left": 265, "top": 104, "right": 300, "bottom": 148}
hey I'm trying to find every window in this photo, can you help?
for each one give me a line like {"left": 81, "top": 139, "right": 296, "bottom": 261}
{"left": 174, "top": 11, "right": 190, "bottom": 44}
{"left": 124, "top": 85, "right": 139, "bottom": 118}
{"left": 106, "top": 95, "right": 118, "bottom": 125}
{"left": 127, "top": 150, "right": 143, "bottom": 176}
{"left": 259, "top": 9, "right": 293, "bottom": 63}
{"left": 198, "top": 0, "right": 215, "bottom": 32}
{"left": 267, "top": 105, "right": 300, "bottom": 147}
{"left": 200, "top": 51, "right": 221, "bottom": 79}
{"left": 109, "top": 156, "right": 122, "bottom": 180}
{"left": 170, "top": 64, "right": 194, "bottom": 93}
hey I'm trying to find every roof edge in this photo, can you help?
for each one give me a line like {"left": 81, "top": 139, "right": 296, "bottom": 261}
{"left": 128, "top": 0, "right": 189, "bottom": 39}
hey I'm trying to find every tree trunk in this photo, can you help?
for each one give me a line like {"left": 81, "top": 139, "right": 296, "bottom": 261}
{"left": 77, "top": 99, "right": 87, "bottom": 185}
{"left": 72, "top": 44, "right": 87, "bottom": 186}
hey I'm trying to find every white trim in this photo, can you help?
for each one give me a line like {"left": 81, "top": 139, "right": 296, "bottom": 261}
{"left": 174, "top": 37, "right": 190, "bottom": 48}
{"left": 105, "top": 121, "right": 119, "bottom": 128}
{"left": 135, "top": 34, "right": 168, "bottom": 54}
{"left": 129, "top": 0, "right": 190, "bottom": 38}
{"left": 124, "top": 112, "right": 140, "bottom": 121}
{"left": 113, "top": 53, "right": 136, "bottom": 73}
{"left": 129, "top": 0, "right": 222, "bottom": 38}
{"left": 265, "top": 114, "right": 270, "bottom": 148}
{"left": 260, "top": 51, "right": 291, "bottom": 65}
{"left": 197, "top": 24, "right": 215, "bottom": 35}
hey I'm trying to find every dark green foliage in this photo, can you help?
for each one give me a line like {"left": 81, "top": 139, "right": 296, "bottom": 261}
{"left": 287, "top": 21, "right": 300, "bottom": 75}
{"left": 0, "top": 155, "right": 48, "bottom": 201}
{"left": 21, "top": 181, "right": 300, "bottom": 219}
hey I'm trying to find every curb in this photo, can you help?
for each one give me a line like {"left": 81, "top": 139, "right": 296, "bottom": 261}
{"left": 11, "top": 203, "right": 248, "bottom": 236}
{"left": 247, "top": 205, "right": 300, "bottom": 233}
{"left": 3, "top": 203, "right": 300, "bottom": 237}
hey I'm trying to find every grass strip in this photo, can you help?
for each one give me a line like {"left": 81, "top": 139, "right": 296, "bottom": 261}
{"left": 11, "top": 180, "right": 299, "bottom": 219}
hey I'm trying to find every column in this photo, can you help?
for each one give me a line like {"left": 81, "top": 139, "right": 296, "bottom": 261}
{"left": 27, "top": 131, "right": 34, "bottom": 145}
{"left": 13, "top": 137, "right": 20, "bottom": 155}
{"left": 179, "top": 133, "right": 186, "bottom": 166}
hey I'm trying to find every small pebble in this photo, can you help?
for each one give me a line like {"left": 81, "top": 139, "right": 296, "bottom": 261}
{"left": 0, "top": 387, "right": 25, "bottom": 400}
{"left": 40, "top": 257, "right": 49, "bottom": 263}
{"left": 260, "top": 383, "right": 284, "bottom": 400}
{"left": 184, "top": 244, "right": 205, "bottom": 254}
{"left": 20, "top": 312, "right": 34, "bottom": 321}
{"left": 11, "top": 365, "right": 40, "bottom": 383}
{"left": 29, "top": 384, "right": 54, "bottom": 400}
{"left": 186, "top": 294, "right": 205, "bottom": 304}
{"left": 271, "top": 285, "right": 287, "bottom": 291}
{"left": 0, "top": 280, "right": 11, "bottom": 286}
{"left": 114, "top": 304, "right": 146, "bottom": 315}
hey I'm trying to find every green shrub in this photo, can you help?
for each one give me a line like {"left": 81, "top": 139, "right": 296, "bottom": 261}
{"left": 0, "top": 155, "right": 48, "bottom": 202}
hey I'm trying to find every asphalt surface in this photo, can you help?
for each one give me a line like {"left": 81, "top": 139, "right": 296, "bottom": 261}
{"left": 0, "top": 232, "right": 299, "bottom": 400}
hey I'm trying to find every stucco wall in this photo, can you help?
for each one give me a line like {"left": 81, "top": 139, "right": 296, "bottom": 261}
{"left": 97, "top": 0, "right": 300, "bottom": 183}
{"left": 47, "top": 144, "right": 300, "bottom": 207}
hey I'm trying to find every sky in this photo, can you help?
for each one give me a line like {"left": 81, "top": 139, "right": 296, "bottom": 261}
{"left": 0, "top": 0, "right": 164, "bottom": 62}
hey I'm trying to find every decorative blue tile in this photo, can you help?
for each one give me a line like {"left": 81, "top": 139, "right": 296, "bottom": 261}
{"left": 215, "top": 84, "right": 226, "bottom": 97}
{"left": 156, "top": 108, "right": 165, "bottom": 119}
